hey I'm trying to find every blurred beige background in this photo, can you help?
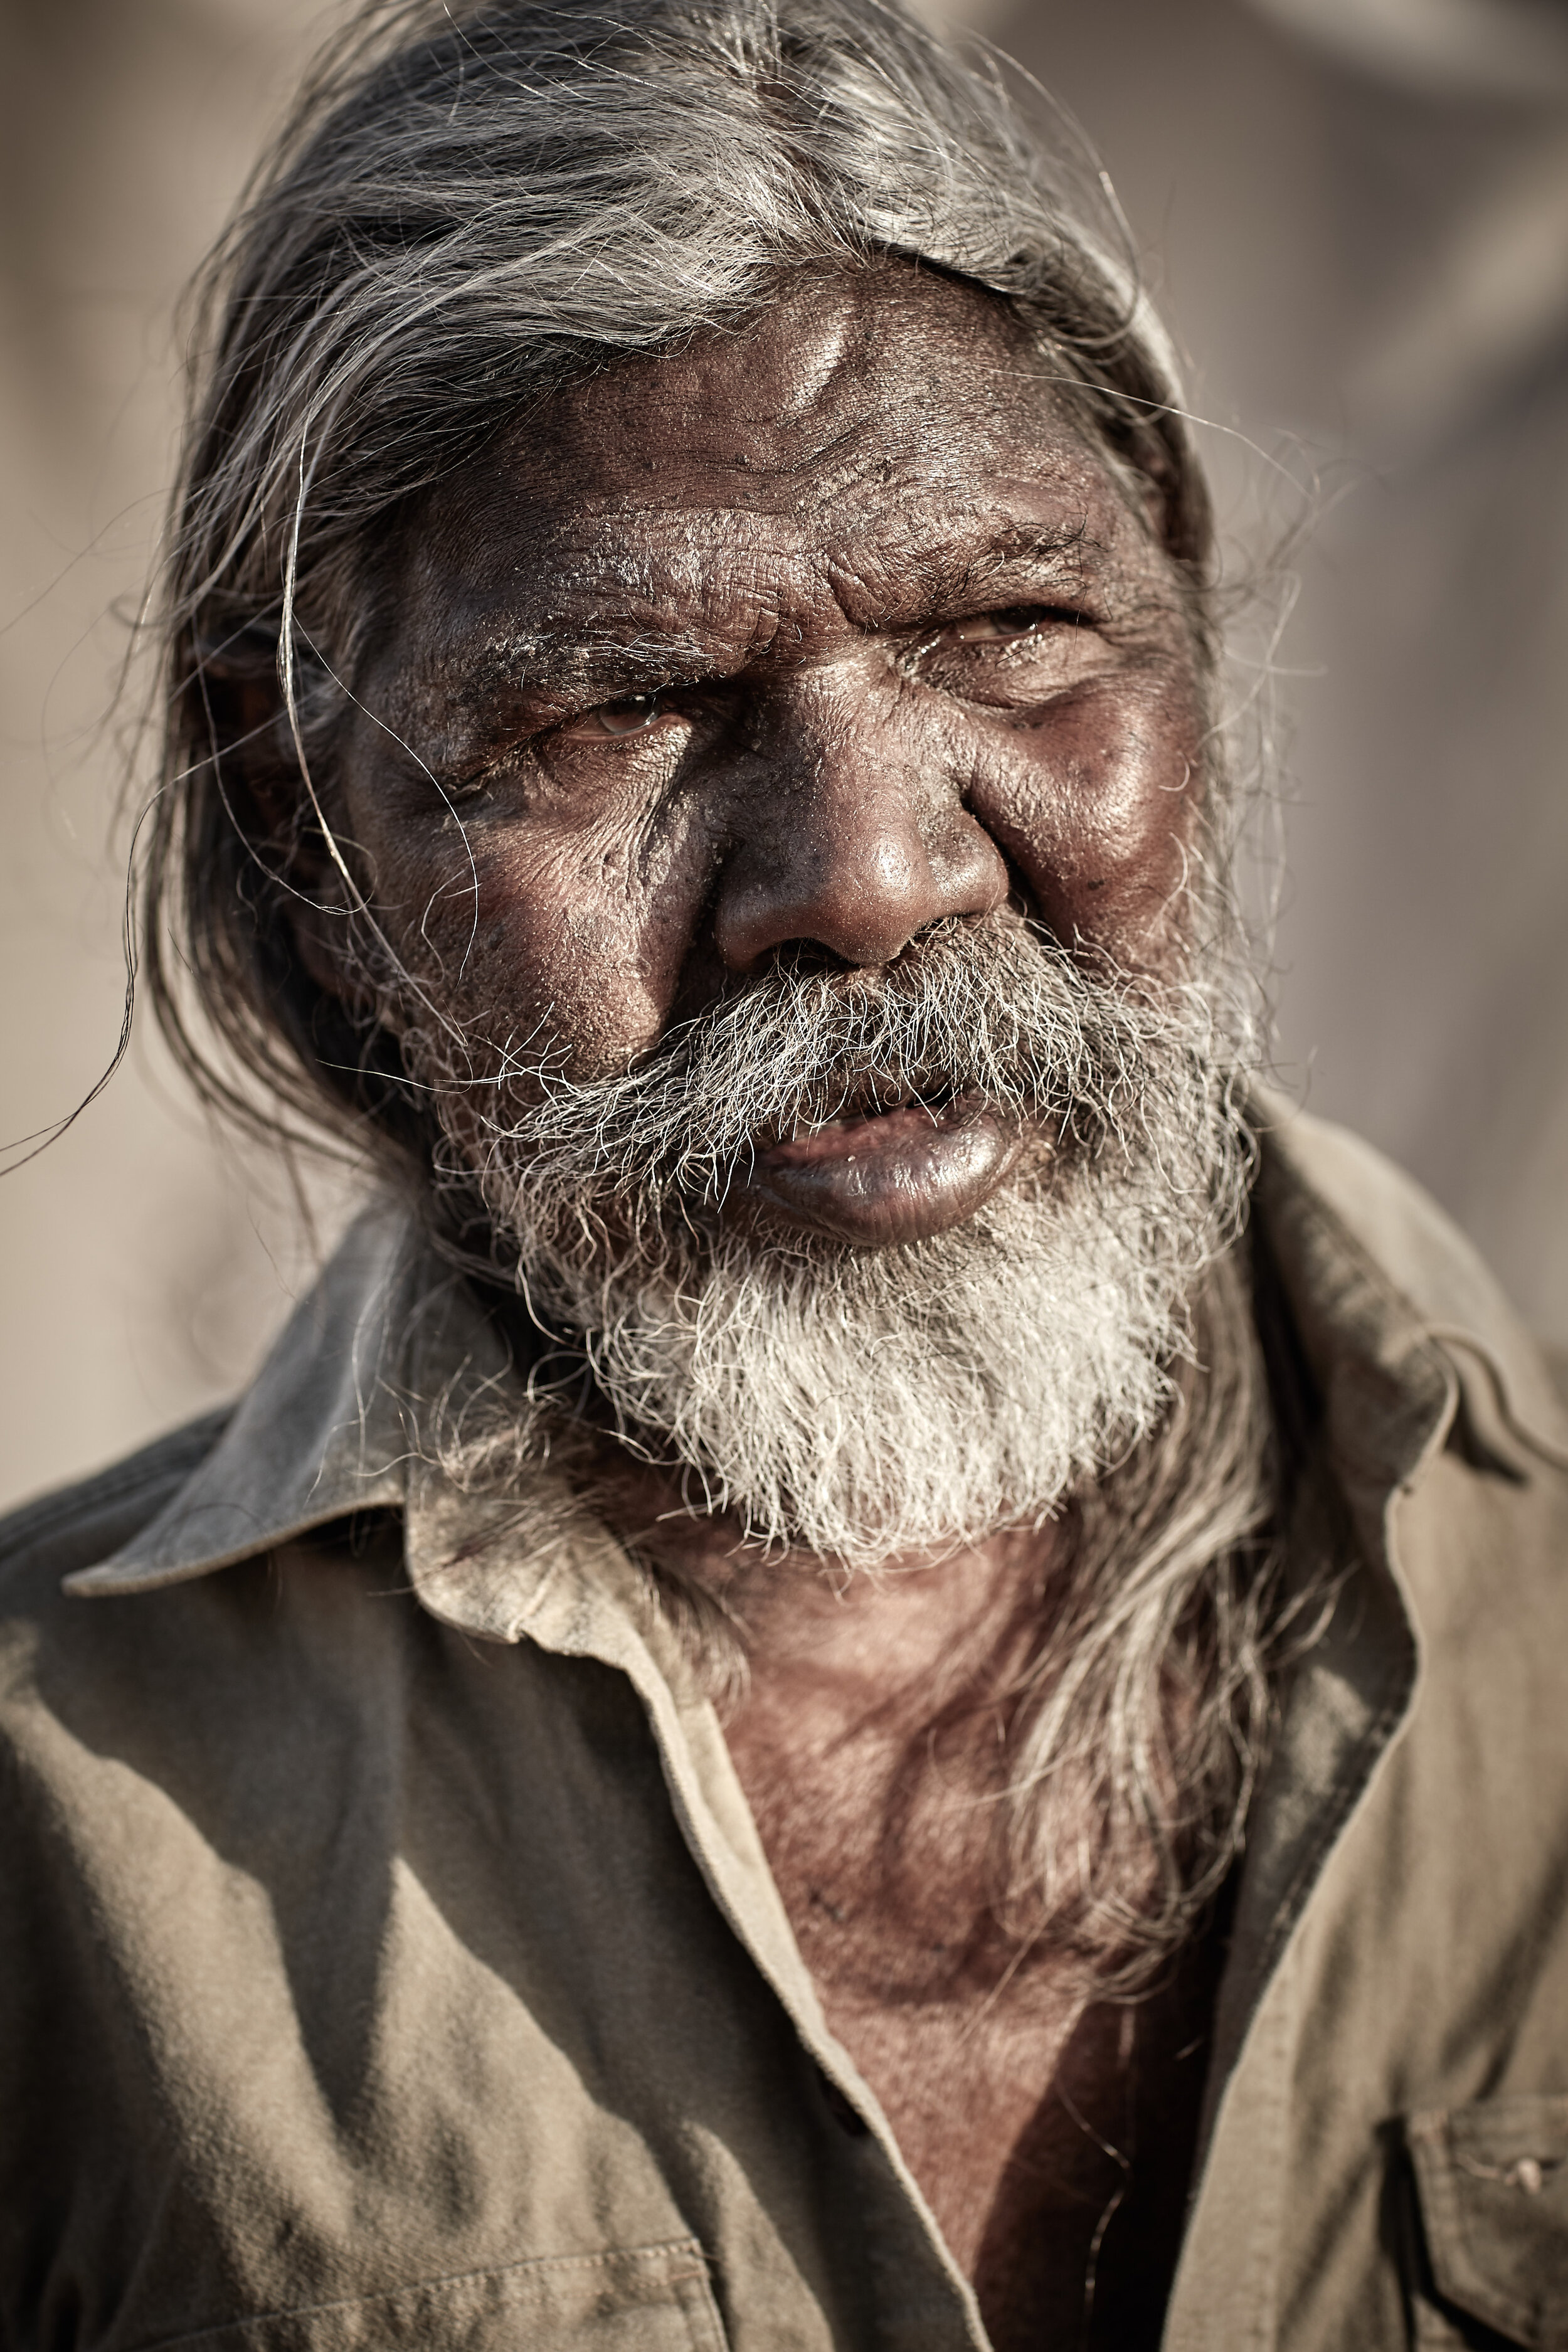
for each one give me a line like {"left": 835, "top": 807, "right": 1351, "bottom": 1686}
{"left": 4, "top": 0, "right": 1567, "bottom": 1515}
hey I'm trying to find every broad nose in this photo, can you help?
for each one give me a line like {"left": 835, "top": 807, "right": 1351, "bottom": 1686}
{"left": 712, "top": 691, "right": 1009, "bottom": 974}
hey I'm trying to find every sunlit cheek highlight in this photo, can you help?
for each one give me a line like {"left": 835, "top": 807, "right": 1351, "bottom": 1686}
{"left": 964, "top": 682, "right": 1202, "bottom": 961}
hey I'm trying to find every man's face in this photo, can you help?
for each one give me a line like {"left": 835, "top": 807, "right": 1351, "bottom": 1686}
{"left": 332, "top": 266, "right": 1209, "bottom": 1255}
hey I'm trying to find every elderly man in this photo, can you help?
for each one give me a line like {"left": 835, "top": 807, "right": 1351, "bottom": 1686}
{"left": 3, "top": 1, "right": 1565, "bottom": 2346}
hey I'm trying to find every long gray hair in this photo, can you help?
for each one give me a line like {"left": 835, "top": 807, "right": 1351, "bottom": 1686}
{"left": 140, "top": 0, "right": 1219, "bottom": 1162}
{"left": 137, "top": 0, "right": 1312, "bottom": 1990}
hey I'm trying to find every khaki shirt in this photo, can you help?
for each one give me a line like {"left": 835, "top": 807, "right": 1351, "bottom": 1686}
{"left": 3, "top": 1106, "right": 1566, "bottom": 2351}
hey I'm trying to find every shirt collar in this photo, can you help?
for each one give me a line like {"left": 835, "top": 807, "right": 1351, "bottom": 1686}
{"left": 1254, "top": 1091, "right": 1568, "bottom": 1486}
{"left": 63, "top": 1194, "right": 665, "bottom": 1661}
{"left": 68, "top": 1201, "right": 423, "bottom": 1586}
{"left": 65, "top": 1098, "right": 1568, "bottom": 1633}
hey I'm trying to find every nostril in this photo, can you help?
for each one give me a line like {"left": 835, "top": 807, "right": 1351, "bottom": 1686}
{"left": 767, "top": 938, "right": 857, "bottom": 980}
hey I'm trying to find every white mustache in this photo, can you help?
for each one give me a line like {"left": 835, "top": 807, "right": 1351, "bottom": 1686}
{"left": 468, "top": 912, "right": 1216, "bottom": 1226}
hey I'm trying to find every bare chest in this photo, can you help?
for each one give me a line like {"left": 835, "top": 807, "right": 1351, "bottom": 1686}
{"left": 724, "top": 1708, "right": 1217, "bottom": 2352}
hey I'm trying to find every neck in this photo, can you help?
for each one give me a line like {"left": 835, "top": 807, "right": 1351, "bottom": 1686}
{"left": 586, "top": 1439, "right": 1062, "bottom": 1714}
{"left": 439, "top": 1234, "right": 1285, "bottom": 1988}
{"left": 716, "top": 1522, "right": 1055, "bottom": 1695}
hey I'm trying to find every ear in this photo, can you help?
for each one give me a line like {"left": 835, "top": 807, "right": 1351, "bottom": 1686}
{"left": 189, "top": 626, "right": 374, "bottom": 1014}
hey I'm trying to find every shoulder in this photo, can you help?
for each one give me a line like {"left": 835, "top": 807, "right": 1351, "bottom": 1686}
{"left": 0, "top": 1410, "right": 234, "bottom": 1614}
{"left": 1256, "top": 1103, "right": 1568, "bottom": 1869}
{"left": 0, "top": 1412, "right": 247, "bottom": 1784}
{"left": 1253, "top": 1094, "right": 1568, "bottom": 1475}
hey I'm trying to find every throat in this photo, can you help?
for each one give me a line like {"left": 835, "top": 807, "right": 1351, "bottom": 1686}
{"left": 719, "top": 1530, "right": 1049, "bottom": 1996}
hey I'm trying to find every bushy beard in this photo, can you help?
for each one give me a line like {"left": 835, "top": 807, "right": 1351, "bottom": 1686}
{"left": 411, "top": 909, "right": 1253, "bottom": 1572}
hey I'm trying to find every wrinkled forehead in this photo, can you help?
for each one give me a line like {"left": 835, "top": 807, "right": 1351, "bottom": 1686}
{"left": 359, "top": 270, "right": 1175, "bottom": 724}
{"left": 392, "top": 262, "right": 1152, "bottom": 602}
{"left": 512, "top": 265, "right": 1055, "bottom": 490}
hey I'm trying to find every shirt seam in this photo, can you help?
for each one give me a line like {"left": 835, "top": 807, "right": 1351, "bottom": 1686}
{"left": 118, "top": 2235, "right": 715, "bottom": 2352}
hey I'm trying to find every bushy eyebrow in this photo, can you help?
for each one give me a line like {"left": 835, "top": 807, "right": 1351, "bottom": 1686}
{"left": 859, "top": 519, "right": 1099, "bottom": 618}
{"left": 418, "top": 510, "right": 1109, "bottom": 721}
{"left": 924, "top": 518, "right": 1099, "bottom": 583}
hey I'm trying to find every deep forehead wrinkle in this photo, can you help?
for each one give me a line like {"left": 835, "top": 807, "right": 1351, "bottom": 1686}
{"left": 423, "top": 509, "right": 1111, "bottom": 696}
{"left": 694, "top": 405, "right": 879, "bottom": 486}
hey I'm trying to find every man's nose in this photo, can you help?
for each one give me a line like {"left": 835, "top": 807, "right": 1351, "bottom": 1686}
{"left": 711, "top": 700, "right": 1010, "bottom": 974}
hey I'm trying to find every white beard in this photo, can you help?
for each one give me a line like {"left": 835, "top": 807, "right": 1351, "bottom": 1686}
{"left": 425, "top": 912, "right": 1252, "bottom": 1569}
{"left": 551, "top": 1194, "right": 1209, "bottom": 1569}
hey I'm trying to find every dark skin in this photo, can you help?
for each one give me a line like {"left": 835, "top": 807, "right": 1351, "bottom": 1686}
{"left": 280, "top": 268, "right": 1220, "bottom": 2347}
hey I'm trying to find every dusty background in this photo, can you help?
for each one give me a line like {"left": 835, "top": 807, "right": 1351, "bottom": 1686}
{"left": 4, "top": 0, "right": 1567, "bottom": 1513}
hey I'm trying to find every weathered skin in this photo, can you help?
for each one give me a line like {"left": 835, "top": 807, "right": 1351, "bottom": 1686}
{"left": 295, "top": 267, "right": 1219, "bottom": 2348}
{"left": 312, "top": 264, "right": 1206, "bottom": 1244}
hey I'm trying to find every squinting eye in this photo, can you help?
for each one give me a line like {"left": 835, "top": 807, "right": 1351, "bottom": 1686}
{"left": 950, "top": 608, "right": 1056, "bottom": 644}
{"left": 582, "top": 692, "right": 663, "bottom": 738}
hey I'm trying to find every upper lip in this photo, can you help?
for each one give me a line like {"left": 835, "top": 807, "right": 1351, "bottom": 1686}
{"left": 771, "top": 1080, "right": 964, "bottom": 1148}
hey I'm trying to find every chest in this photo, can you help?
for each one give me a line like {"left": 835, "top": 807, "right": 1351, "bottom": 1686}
{"left": 723, "top": 1697, "right": 1218, "bottom": 2352}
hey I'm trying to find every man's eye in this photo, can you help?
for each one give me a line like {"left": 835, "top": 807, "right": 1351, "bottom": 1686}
{"left": 948, "top": 607, "right": 1072, "bottom": 644}
{"left": 573, "top": 692, "right": 665, "bottom": 738}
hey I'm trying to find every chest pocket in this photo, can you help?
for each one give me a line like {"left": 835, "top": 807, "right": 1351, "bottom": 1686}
{"left": 1406, "top": 2096, "right": 1568, "bottom": 2348}
{"left": 143, "top": 2240, "right": 728, "bottom": 2352}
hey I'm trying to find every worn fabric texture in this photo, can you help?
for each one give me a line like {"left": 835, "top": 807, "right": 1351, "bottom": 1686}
{"left": 1, "top": 1103, "right": 1565, "bottom": 2351}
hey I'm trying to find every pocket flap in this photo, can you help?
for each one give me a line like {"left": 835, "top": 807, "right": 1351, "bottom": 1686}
{"left": 1407, "top": 2095, "right": 1568, "bottom": 2348}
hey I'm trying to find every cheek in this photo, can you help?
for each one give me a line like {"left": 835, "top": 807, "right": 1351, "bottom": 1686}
{"left": 403, "top": 807, "right": 717, "bottom": 1076}
{"left": 963, "top": 672, "right": 1203, "bottom": 965}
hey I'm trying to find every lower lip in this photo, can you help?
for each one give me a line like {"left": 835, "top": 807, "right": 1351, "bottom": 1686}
{"left": 741, "top": 1094, "right": 1025, "bottom": 1247}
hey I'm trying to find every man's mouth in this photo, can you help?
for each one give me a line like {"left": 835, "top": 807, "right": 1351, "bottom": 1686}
{"left": 741, "top": 1084, "right": 1027, "bottom": 1248}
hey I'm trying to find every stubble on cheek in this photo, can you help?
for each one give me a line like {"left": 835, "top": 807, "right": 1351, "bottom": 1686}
{"left": 378, "top": 812, "right": 699, "bottom": 1117}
